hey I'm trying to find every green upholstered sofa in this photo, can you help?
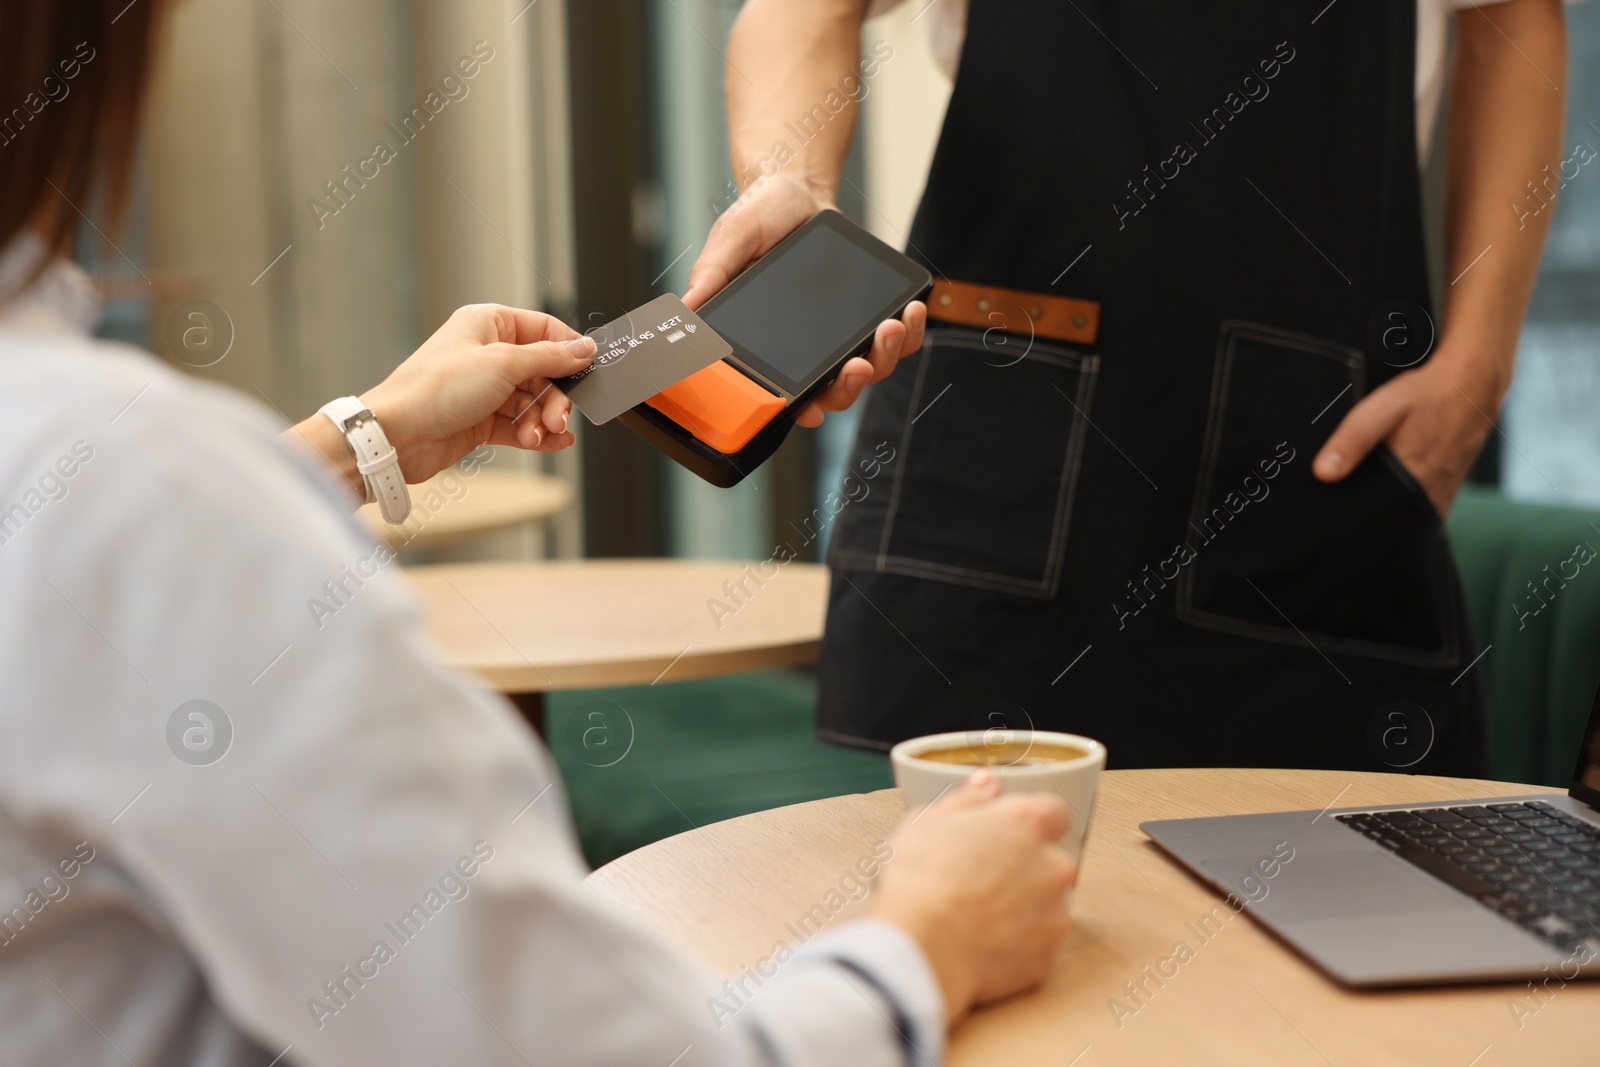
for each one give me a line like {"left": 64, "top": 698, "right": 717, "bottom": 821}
{"left": 1447, "top": 484, "right": 1600, "bottom": 788}
{"left": 549, "top": 485, "right": 1600, "bottom": 867}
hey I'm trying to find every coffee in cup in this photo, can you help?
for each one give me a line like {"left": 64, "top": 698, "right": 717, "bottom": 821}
{"left": 911, "top": 740, "right": 1090, "bottom": 767}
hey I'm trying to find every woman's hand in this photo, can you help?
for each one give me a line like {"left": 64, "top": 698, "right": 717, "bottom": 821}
{"left": 684, "top": 174, "right": 926, "bottom": 429}
{"left": 287, "top": 304, "right": 595, "bottom": 500}
{"left": 870, "top": 769, "right": 1076, "bottom": 1025}
{"left": 362, "top": 304, "right": 595, "bottom": 482}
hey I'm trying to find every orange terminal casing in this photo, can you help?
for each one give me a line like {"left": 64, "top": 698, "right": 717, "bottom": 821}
{"left": 643, "top": 361, "right": 785, "bottom": 454}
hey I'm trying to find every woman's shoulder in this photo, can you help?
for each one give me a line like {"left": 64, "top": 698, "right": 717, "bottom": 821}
{"left": 0, "top": 329, "right": 361, "bottom": 572}
{"left": 0, "top": 327, "right": 276, "bottom": 441}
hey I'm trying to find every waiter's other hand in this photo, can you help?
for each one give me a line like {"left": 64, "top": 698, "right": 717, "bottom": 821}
{"left": 361, "top": 304, "right": 595, "bottom": 482}
{"left": 683, "top": 173, "right": 926, "bottom": 429}
{"left": 871, "top": 769, "right": 1076, "bottom": 1026}
{"left": 1312, "top": 352, "right": 1500, "bottom": 517}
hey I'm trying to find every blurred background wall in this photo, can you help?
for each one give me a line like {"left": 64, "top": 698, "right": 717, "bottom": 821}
{"left": 132, "top": 0, "right": 580, "bottom": 558}
{"left": 89, "top": 0, "right": 1600, "bottom": 566}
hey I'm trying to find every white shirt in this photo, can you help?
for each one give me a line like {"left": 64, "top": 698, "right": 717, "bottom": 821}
{"left": 0, "top": 234, "right": 943, "bottom": 1067}
{"left": 867, "top": 0, "right": 1519, "bottom": 162}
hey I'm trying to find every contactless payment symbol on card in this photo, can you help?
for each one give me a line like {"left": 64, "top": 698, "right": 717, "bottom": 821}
{"left": 553, "top": 294, "right": 730, "bottom": 425}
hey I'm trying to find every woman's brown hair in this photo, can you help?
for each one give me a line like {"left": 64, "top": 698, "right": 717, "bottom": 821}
{"left": 0, "top": 1, "right": 163, "bottom": 276}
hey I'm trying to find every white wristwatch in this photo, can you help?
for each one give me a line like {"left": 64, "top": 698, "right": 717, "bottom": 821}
{"left": 318, "top": 396, "right": 411, "bottom": 524}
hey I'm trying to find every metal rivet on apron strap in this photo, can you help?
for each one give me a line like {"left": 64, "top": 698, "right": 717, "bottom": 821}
{"left": 937, "top": 292, "right": 954, "bottom": 306}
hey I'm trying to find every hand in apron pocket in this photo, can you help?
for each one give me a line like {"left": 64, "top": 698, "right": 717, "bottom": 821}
{"left": 1175, "top": 321, "right": 1460, "bottom": 666}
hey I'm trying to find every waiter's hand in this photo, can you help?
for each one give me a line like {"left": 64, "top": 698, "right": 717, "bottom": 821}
{"left": 683, "top": 173, "right": 926, "bottom": 429}
{"left": 1312, "top": 348, "right": 1502, "bottom": 517}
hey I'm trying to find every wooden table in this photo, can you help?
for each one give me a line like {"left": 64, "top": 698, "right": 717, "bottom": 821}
{"left": 586, "top": 768, "right": 1596, "bottom": 1066}
{"left": 411, "top": 559, "right": 827, "bottom": 731}
{"left": 359, "top": 469, "right": 571, "bottom": 551}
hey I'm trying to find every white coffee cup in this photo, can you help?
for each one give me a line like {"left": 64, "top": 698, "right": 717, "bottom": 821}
{"left": 890, "top": 729, "right": 1107, "bottom": 892}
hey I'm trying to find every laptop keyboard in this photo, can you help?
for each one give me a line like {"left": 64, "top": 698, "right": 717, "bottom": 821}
{"left": 1336, "top": 801, "right": 1600, "bottom": 953}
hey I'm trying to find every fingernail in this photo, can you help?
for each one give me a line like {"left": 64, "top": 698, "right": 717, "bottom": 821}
{"left": 1317, "top": 450, "right": 1342, "bottom": 477}
{"left": 969, "top": 768, "right": 992, "bottom": 787}
{"left": 569, "top": 337, "right": 596, "bottom": 356}
{"left": 530, "top": 426, "right": 543, "bottom": 448}
{"left": 844, "top": 371, "right": 870, "bottom": 391}
{"left": 888, "top": 334, "right": 905, "bottom": 357}
{"left": 560, "top": 410, "right": 570, "bottom": 433}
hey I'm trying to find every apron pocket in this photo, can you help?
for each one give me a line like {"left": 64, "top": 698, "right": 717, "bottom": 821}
{"left": 1174, "top": 320, "right": 1459, "bottom": 666}
{"left": 831, "top": 326, "right": 1099, "bottom": 598}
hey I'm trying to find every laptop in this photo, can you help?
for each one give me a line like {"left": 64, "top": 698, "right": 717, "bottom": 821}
{"left": 1141, "top": 685, "right": 1600, "bottom": 986}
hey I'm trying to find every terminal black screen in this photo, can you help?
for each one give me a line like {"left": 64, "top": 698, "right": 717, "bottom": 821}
{"left": 700, "top": 211, "right": 930, "bottom": 397}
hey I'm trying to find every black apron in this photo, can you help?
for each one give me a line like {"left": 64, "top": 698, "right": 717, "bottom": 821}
{"left": 819, "top": 0, "right": 1491, "bottom": 775}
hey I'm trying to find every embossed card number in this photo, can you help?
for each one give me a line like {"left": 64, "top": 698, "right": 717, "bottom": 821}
{"left": 554, "top": 294, "right": 732, "bottom": 424}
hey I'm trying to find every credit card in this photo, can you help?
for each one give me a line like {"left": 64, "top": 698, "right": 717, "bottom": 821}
{"left": 553, "top": 294, "right": 733, "bottom": 425}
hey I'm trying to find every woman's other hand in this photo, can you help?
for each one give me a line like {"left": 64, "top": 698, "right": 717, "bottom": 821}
{"left": 871, "top": 769, "right": 1077, "bottom": 1025}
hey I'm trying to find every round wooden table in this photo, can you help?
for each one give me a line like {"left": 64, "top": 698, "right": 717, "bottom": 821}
{"left": 358, "top": 469, "right": 571, "bottom": 551}
{"left": 586, "top": 768, "right": 1596, "bottom": 1066}
{"left": 411, "top": 559, "right": 827, "bottom": 730}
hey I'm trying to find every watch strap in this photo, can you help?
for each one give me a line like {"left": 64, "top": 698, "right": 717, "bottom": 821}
{"left": 318, "top": 396, "right": 411, "bottom": 524}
